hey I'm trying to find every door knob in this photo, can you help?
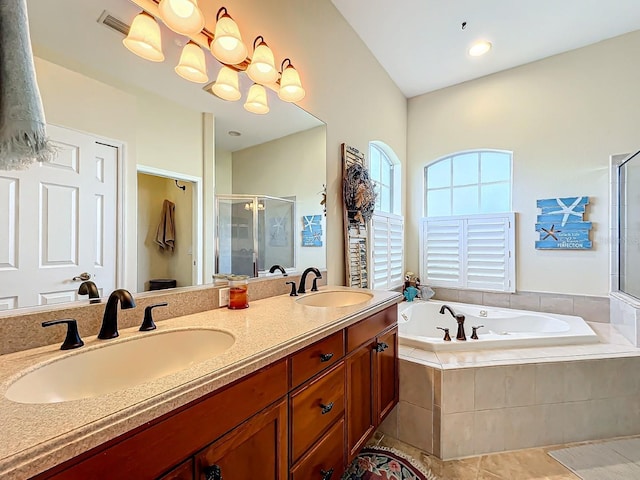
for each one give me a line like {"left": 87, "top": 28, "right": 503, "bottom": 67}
{"left": 72, "top": 272, "right": 91, "bottom": 282}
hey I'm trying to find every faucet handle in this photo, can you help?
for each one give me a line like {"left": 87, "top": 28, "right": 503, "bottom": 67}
{"left": 140, "top": 303, "right": 168, "bottom": 331}
{"left": 286, "top": 281, "right": 298, "bottom": 296}
{"left": 42, "top": 319, "right": 84, "bottom": 350}
{"left": 311, "top": 277, "right": 319, "bottom": 292}
{"left": 436, "top": 327, "right": 452, "bottom": 341}
{"left": 471, "top": 325, "right": 484, "bottom": 340}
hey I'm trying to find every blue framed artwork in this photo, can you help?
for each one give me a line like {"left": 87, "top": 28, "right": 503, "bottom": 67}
{"left": 535, "top": 196, "right": 592, "bottom": 249}
{"left": 302, "top": 215, "right": 322, "bottom": 247}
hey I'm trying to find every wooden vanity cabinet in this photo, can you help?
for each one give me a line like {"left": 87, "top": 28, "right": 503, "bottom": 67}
{"left": 345, "top": 307, "right": 398, "bottom": 462}
{"left": 33, "top": 305, "right": 398, "bottom": 480}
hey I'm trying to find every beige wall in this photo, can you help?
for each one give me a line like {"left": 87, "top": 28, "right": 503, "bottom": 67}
{"left": 231, "top": 126, "right": 327, "bottom": 270}
{"left": 407, "top": 30, "right": 640, "bottom": 296}
{"left": 222, "top": 0, "right": 408, "bottom": 285}
{"left": 214, "top": 148, "right": 233, "bottom": 195}
{"left": 137, "top": 174, "right": 193, "bottom": 291}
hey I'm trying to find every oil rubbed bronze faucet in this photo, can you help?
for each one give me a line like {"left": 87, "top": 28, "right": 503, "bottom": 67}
{"left": 98, "top": 289, "right": 136, "bottom": 339}
{"left": 439, "top": 304, "right": 467, "bottom": 341}
{"left": 268, "top": 264, "right": 288, "bottom": 276}
{"left": 298, "top": 267, "right": 321, "bottom": 294}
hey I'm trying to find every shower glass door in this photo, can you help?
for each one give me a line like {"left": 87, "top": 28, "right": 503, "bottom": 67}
{"left": 216, "top": 196, "right": 256, "bottom": 276}
{"left": 619, "top": 150, "right": 640, "bottom": 299}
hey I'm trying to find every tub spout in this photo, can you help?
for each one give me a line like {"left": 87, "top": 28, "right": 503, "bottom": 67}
{"left": 439, "top": 304, "right": 466, "bottom": 341}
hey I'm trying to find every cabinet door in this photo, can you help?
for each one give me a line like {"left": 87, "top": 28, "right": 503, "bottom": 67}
{"left": 195, "top": 399, "right": 287, "bottom": 480}
{"left": 345, "top": 340, "right": 375, "bottom": 460}
{"left": 375, "top": 326, "right": 398, "bottom": 424}
{"left": 158, "top": 459, "right": 194, "bottom": 480}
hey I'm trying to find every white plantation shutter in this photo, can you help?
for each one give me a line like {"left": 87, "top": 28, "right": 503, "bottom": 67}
{"left": 371, "top": 212, "right": 404, "bottom": 289}
{"left": 421, "top": 213, "right": 515, "bottom": 292}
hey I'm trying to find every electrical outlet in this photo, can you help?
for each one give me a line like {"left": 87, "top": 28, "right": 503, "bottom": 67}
{"left": 218, "top": 287, "right": 230, "bottom": 307}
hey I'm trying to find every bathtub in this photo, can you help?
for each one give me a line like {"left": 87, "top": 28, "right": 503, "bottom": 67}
{"left": 398, "top": 300, "right": 599, "bottom": 351}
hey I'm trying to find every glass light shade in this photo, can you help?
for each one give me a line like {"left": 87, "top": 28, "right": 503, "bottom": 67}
{"left": 211, "top": 14, "right": 248, "bottom": 65}
{"left": 175, "top": 42, "right": 208, "bottom": 83}
{"left": 211, "top": 66, "right": 241, "bottom": 101}
{"left": 469, "top": 40, "right": 492, "bottom": 57}
{"left": 278, "top": 64, "right": 305, "bottom": 102}
{"left": 244, "top": 84, "right": 269, "bottom": 114}
{"left": 123, "top": 13, "right": 164, "bottom": 62}
{"left": 246, "top": 41, "right": 277, "bottom": 85}
{"left": 158, "top": 0, "right": 205, "bottom": 36}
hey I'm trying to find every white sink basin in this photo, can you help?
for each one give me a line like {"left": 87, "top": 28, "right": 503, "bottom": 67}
{"left": 296, "top": 290, "right": 373, "bottom": 307}
{"left": 5, "top": 329, "right": 235, "bottom": 404}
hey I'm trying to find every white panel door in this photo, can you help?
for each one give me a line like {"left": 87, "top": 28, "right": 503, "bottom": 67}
{"left": 0, "top": 125, "right": 117, "bottom": 309}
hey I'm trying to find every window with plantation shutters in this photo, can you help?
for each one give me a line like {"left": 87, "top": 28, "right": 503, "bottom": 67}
{"left": 371, "top": 212, "right": 404, "bottom": 290}
{"left": 420, "top": 213, "right": 515, "bottom": 292}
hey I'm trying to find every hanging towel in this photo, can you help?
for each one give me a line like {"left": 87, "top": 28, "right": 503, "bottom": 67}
{"left": 155, "top": 199, "right": 176, "bottom": 252}
{"left": 0, "top": 0, "right": 54, "bottom": 170}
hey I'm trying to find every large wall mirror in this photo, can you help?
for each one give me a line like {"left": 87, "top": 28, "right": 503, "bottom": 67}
{"left": 0, "top": 0, "right": 326, "bottom": 312}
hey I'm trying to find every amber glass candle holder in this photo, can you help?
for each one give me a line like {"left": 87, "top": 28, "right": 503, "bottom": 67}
{"left": 228, "top": 275, "right": 249, "bottom": 309}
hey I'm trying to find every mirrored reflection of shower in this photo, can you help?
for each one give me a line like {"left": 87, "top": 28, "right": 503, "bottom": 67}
{"left": 216, "top": 195, "right": 296, "bottom": 277}
{"left": 619, "top": 150, "right": 640, "bottom": 300}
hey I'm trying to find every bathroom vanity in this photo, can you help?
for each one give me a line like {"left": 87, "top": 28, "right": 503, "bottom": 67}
{"left": 0, "top": 288, "right": 400, "bottom": 479}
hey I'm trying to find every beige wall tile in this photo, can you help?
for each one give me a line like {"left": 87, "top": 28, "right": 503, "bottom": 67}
{"left": 504, "top": 405, "right": 544, "bottom": 450}
{"left": 538, "top": 403, "right": 565, "bottom": 446}
{"left": 509, "top": 292, "right": 541, "bottom": 311}
{"left": 432, "top": 405, "right": 441, "bottom": 458}
{"left": 563, "top": 400, "right": 601, "bottom": 443}
{"left": 504, "top": 364, "right": 536, "bottom": 407}
{"left": 535, "top": 363, "right": 565, "bottom": 404}
{"left": 474, "top": 410, "right": 505, "bottom": 455}
{"left": 440, "top": 412, "right": 474, "bottom": 459}
{"left": 397, "top": 401, "right": 433, "bottom": 453}
{"left": 434, "top": 368, "right": 442, "bottom": 407}
{"left": 458, "top": 290, "right": 484, "bottom": 304}
{"left": 482, "top": 292, "right": 511, "bottom": 308}
{"left": 564, "top": 361, "right": 594, "bottom": 402}
{"left": 442, "top": 368, "right": 475, "bottom": 413}
{"left": 399, "top": 359, "right": 434, "bottom": 409}
{"left": 540, "top": 295, "right": 574, "bottom": 315}
{"left": 475, "top": 366, "right": 506, "bottom": 410}
{"left": 377, "top": 404, "right": 398, "bottom": 438}
{"left": 573, "top": 296, "right": 610, "bottom": 323}
{"left": 434, "top": 288, "right": 460, "bottom": 302}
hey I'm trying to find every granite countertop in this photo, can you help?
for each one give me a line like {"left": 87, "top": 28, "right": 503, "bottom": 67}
{"left": 0, "top": 286, "right": 401, "bottom": 479}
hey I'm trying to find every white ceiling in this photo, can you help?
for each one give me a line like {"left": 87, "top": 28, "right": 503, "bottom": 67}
{"left": 26, "top": 0, "right": 322, "bottom": 152}
{"left": 331, "top": 0, "right": 640, "bottom": 98}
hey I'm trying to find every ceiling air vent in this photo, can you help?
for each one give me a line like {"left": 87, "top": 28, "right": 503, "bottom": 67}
{"left": 97, "top": 10, "right": 130, "bottom": 36}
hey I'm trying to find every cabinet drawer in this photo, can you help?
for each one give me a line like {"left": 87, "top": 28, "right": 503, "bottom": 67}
{"left": 290, "top": 362, "right": 345, "bottom": 462}
{"left": 290, "top": 331, "right": 344, "bottom": 388}
{"left": 290, "top": 419, "right": 345, "bottom": 480}
{"left": 158, "top": 459, "right": 193, "bottom": 480}
{"left": 347, "top": 305, "right": 397, "bottom": 352}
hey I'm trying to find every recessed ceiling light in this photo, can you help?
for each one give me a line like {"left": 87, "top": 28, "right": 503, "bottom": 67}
{"left": 469, "top": 40, "right": 492, "bottom": 57}
{"left": 228, "top": 130, "right": 242, "bottom": 136}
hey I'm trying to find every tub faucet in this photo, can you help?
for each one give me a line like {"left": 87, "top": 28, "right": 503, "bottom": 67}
{"left": 298, "top": 267, "right": 321, "bottom": 294}
{"left": 439, "top": 304, "right": 466, "bottom": 341}
{"left": 98, "top": 289, "right": 136, "bottom": 339}
{"left": 268, "top": 264, "right": 288, "bottom": 276}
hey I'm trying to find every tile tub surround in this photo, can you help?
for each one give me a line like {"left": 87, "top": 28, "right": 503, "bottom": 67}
{"left": 379, "top": 323, "right": 640, "bottom": 460}
{"left": 610, "top": 292, "right": 640, "bottom": 347}
{"left": 432, "top": 288, "right": 610, "bottom": 324}
{"left": 0, "top": 285, "right": 399, "bottom": 480}
{"left": 0, "top": 271, "right": 327, "bottom": 355}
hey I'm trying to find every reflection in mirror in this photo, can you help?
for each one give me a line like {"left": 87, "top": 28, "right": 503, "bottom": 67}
{"left": 0, "top": 0, "right": 326, "bottom": 312}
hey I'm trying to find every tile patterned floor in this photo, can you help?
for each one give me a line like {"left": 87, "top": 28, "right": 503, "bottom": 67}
{"left": 370, "top": 433, "right": 581, "bottom": 480}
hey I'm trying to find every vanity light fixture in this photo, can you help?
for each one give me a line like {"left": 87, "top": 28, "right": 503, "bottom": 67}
{"left": 244, "top": 84, "right": 270, "bottom": 114}
{"left": 124, "top": 2, "right": 307, "bottom": 113}
{"left": 123, "top": 11, "right": 164, "bottom": 62}
{"left": 469, "top": 40, "right": 492, "bottom": 57}
{"left": 210, "top": 66, "right": 242, "bottom": 101}
{"left": 210, "top": 7, "right": 247, "bottom": 65}
{"left": 158, "top": 0, "right": 205, "bottom": 36}
{"left": 278, "top": 58, "right": 305, "bottom": 103}
{"left": 175, "top": 41, "right": 208, "bottom": 83}
{"left": 246, "top": 36, "right": 278, "bottom": 85}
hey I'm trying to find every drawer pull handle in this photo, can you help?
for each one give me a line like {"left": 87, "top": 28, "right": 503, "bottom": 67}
{"left": 203, "top": 464, "right": 222, "bottom": 480}
{"left": 319, "top": 352, "right": 334, "bottom": 362}
{"left": 375, "top": 342, "right": 389, "bottom": 352}
{"left": 320, "top": 402, "right": 334, "bottom": 414}
{"left": 320, "top": 468, "right": 334, "bottom": 480}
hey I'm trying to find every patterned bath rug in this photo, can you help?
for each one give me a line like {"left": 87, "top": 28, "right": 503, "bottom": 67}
{"left": 342, "top": 445, "right": 439, "bottom": 480}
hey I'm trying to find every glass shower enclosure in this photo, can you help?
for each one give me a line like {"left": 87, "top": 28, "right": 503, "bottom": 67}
{"left": 216, "top": 195, "right": 296, "bottom": 277}
{"left": 618, "top": 151, "right": 640, "bottom": 300}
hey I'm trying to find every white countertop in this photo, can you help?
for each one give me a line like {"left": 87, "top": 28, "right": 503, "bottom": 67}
{"left": 0, "top": 287, "right": 401, "bottom": 479}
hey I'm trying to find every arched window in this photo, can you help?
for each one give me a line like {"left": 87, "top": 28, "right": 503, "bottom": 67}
{"left": 369, "top": 142, "right": 400, "bottom": 215}
{"left": 421, "top": 149, "right": 515, "bottom": 292}
{"left": 424, "top": 150, "right": 512, "bottom": 217}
